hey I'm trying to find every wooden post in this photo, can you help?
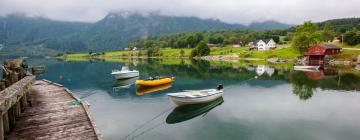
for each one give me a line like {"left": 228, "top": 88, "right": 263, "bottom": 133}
{"left": 0, "top": 115, "right": 3, "bottom": 140}
{"left": 7, "top": 107, "right": 15, "bottom": 130}
{"left": 15, "top": 102, "right": 21, "bottom": 118}
{"left": 9, "top": 72, "right": 18, "bottom": 85}
{"left": 3, "top": 113, "right": 9, "bottom": 134}
{"left": 0, "top": 81, "right": 4, "bottom": 91}
{"left": 20, "top": 95, "right": 27, "bottom": 113}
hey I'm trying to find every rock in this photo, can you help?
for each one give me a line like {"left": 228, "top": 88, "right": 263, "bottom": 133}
{"left": 267, "top": 58, "right": 279, "bottom": 63}
{"left": 355, "top": 65, "right": 360, "bottom": 71}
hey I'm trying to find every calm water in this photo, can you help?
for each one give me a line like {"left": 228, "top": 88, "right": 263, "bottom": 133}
{"left": 2, "top": 58, "right": 360, "bottom": 140}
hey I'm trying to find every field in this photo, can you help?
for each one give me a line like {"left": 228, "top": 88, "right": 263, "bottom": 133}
{"left": 63, "top": 43, "right": 360, "bottom": 61}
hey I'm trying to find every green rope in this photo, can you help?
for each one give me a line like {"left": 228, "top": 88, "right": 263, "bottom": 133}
{"left": 68, "top": 100, "right": 83, "bottom": 105}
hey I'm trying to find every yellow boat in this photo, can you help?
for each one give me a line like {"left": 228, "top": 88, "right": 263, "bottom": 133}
{"left": 136, "top": 83, "right": 172, "bottom": 95}
{"left": 135, "top": 77, "right": 175, "bottom": 87}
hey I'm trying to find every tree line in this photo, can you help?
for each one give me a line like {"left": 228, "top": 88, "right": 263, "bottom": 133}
{"left": 128, "top": 18, "right": 360, "bottom": 56}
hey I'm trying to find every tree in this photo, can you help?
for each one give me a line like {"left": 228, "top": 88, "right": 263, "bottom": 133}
{"left": 208, "top": 34, "right": 224, "bottom": 44}
{"left": 186, "top": 35, "right": 196, "bottom": 48}
{"left": 175, "top": 39, "right": 187, "bottom": 48}
{"left": 194, "top": 32, "right": 204, "bottom": 44}
{"left": 191, "top": 41, "right": 210, "bottom": 57}
{"left": 343, "top": 29, "right": 360, "bottom": 45}
{"left": 197, "top": 41, "right": 210, "bottom": 56}
{"left": 272, "top": 36, "right": 280, "bottom": 43}
{"left": 180, "top": 49, "right": 185, "bottom": 57}
{"left": 291, "top": 21, "right": 321, "bottom": 52}
{"left": 321, "top": 22, "right": 335, "bottom": 42}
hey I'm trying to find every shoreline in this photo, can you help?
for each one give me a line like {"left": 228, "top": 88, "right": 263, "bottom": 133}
{"left": 58, "top": 55, "right": 359, "bottom": 66}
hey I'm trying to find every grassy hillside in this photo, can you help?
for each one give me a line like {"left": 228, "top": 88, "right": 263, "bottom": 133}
{"left": 63, "top": 44, "right": 301, "bottom": 59}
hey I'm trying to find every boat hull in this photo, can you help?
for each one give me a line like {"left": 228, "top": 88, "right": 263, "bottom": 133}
{"left": 112, "top": 72, "right": 139, "bottom": 79}
{"left": 166, "top": 97, "right": 224, "bottom": 124}
{"left": 294, "top": 66, "right": 320, "bottom": 69}
{"left": 169, "top": 92, "right": 223, "bottom": 106}
{"left": 136, "top": 83, "right": 172, "bottom": 95}
{"left": 136, "top": 78, "right": 173, "bottom": 86}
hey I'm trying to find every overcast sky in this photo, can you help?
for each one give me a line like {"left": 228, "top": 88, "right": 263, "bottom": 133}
{"left": 0, "top": 0, "right": 359, "bottom": 24}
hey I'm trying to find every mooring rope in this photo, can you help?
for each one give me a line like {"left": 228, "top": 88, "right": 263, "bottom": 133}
{"left": 126, "top": 122, "right": 166, "bottom": 140}
{"left": 121, "top": 106, "right": 173, "bottom": 140}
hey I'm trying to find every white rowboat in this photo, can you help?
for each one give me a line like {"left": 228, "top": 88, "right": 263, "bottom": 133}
{"left": 111, "top": 66, "right": 139, "bottom": 79}
{"left": 167, "top": 85, "right": 224, "bottom": 106}
{"left": 294, "top": 65, "right": 320, "bottom": 71}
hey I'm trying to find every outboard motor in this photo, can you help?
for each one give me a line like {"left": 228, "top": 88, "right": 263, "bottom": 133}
{"left": 217, "top": 84, "right": 223, "bottom": 90}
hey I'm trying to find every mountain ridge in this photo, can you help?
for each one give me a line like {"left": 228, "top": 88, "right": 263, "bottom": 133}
{"left": 0, "top": 12, "right": 293, "bottom": 56}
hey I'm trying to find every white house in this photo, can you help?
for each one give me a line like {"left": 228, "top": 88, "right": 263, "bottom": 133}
{"left": 253, "top": 39, "right": 276, "bottom": 51}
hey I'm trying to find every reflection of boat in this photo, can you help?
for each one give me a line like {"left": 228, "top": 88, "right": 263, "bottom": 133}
{"left": 136, "top": 83, "right": 172, "bottom": 95}
{"left": 136, "top": 77, "right": 174, "bottom": 86}
{"left": 167, "top": 85, "right": 223, "bottom": 106}
{"left": 111, "top": 66, "right": 139, "bottom": 79}
{"left": 166, "top": 97, "right": 224, "bottom": 124}
{"left": 294, "top": 65, "right": 320, "bottom": 72}
{"left": 114, "top": 77, "right": 139, "bottom": 89}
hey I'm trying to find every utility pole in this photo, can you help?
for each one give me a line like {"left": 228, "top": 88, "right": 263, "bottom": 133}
{"left": 342, "top": 34, "right": 344, "bottom": 47}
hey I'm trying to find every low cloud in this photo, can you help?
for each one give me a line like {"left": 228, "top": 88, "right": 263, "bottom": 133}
{"left": 0, "top": 0, "right": 359, "bottom": 24}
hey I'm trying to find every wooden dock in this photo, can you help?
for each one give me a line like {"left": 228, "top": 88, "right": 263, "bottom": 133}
{"left": 6, "top": 80, "right": 102, "bottom": 140}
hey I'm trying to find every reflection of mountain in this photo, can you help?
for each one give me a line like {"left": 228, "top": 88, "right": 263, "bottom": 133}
{"left": 166, "top": 97, "right": 224, "bottom": 124}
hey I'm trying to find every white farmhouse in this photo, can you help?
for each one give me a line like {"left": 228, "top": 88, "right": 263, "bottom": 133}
{"left": 253, "top": 39, "right": 276, "bottom": 51}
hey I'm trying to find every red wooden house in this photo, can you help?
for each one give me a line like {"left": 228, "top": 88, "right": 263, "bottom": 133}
{"left": 304, "top": 44, "right": 341, "bottom": 64}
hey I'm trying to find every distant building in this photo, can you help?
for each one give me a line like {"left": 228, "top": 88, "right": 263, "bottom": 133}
{"left": 132, "top": 47, "right": 138, "bottom": 51}
{"left": 207, "top": 44, "right": 217, "bottom": 47}
{"left": 233, "top": 44, "right": 241, "bottom": 48}
{"left": 304, "top": 44, "right": 341, "bottom": 65}
{"left": 124, "top": 48, "right": 130, "bottom": 51}
{"left": 252, "top": 39, "right": 277, "bottom": 51}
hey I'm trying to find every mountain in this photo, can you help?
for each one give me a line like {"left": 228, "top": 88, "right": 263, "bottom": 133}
{"left": 317, "top": 18, "right": 360, "bottom": 32}
{"left": 249, "top": 20, "right": 293, "bottom": 30}
{"left": 0, "top": 12, "right": 290, "bottom": 56}
{"left": 84, "top": 12, "right": 247, "bottom": 51}
{"left": 0, "top": 14, "right": 91, "bottom": 56}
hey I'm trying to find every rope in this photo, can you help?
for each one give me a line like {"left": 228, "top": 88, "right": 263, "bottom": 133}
{"left": 121, "top": 106, "right": 173, "bottom": 140}
{"left": 126, "top": 122, "right": 165, "bottom": 140}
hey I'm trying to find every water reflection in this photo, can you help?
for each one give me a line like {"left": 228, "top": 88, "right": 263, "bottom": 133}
{"left": 255, "top": 65, "right": 275, "bottom": 76}
{"left": 166, "top": 97, "right": 224, "bottom": 124}
{"left": 113, "top": 77, "right": 139, "bottom": 90}
{"left": 2, "top": 58, "right": 360, "bottom": 140}
{"left": 136, "top": 83, "right": 172, "bottom": 95}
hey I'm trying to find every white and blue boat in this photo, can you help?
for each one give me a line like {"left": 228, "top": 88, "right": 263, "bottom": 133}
{"left": 111, "top": 66, "right": 139, "bottom": 79}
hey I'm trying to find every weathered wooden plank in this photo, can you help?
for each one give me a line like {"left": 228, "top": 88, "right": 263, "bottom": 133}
{"left": 14, "top": 117, "right": 90, "bottom": 132}
{"left": 20, "top": 105, "right": 80, "bottom": 117}
{"left": 6, "top": 80, "right": 101, "bottom": 140}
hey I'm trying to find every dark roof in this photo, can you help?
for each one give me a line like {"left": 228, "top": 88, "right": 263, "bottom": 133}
{"left": 320, "top": 44, "right": 341, "bottom": 49}
{"left": 254, "top": 39, "right": 273, "bottom": 44}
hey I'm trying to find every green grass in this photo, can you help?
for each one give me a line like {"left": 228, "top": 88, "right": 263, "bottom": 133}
{"left": 332, "top": 50, "right": 360, "bottom": 61}
{"left": 333, "top": 42, "right": 360, "bottom": 48}
{"left": 160, "top": 48, "right": 192, "bottom": 57}
{"left": 242, "top": 47, "right": 301, "bottom": 59}
{"left": 62, "top": 43, "right": 301, "bottom": 60}
{"left": 63, "top": 45, "right": 300, "bottom": 60}
{"left": 210, "top": 46, "right": 247, "bottom": 55}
